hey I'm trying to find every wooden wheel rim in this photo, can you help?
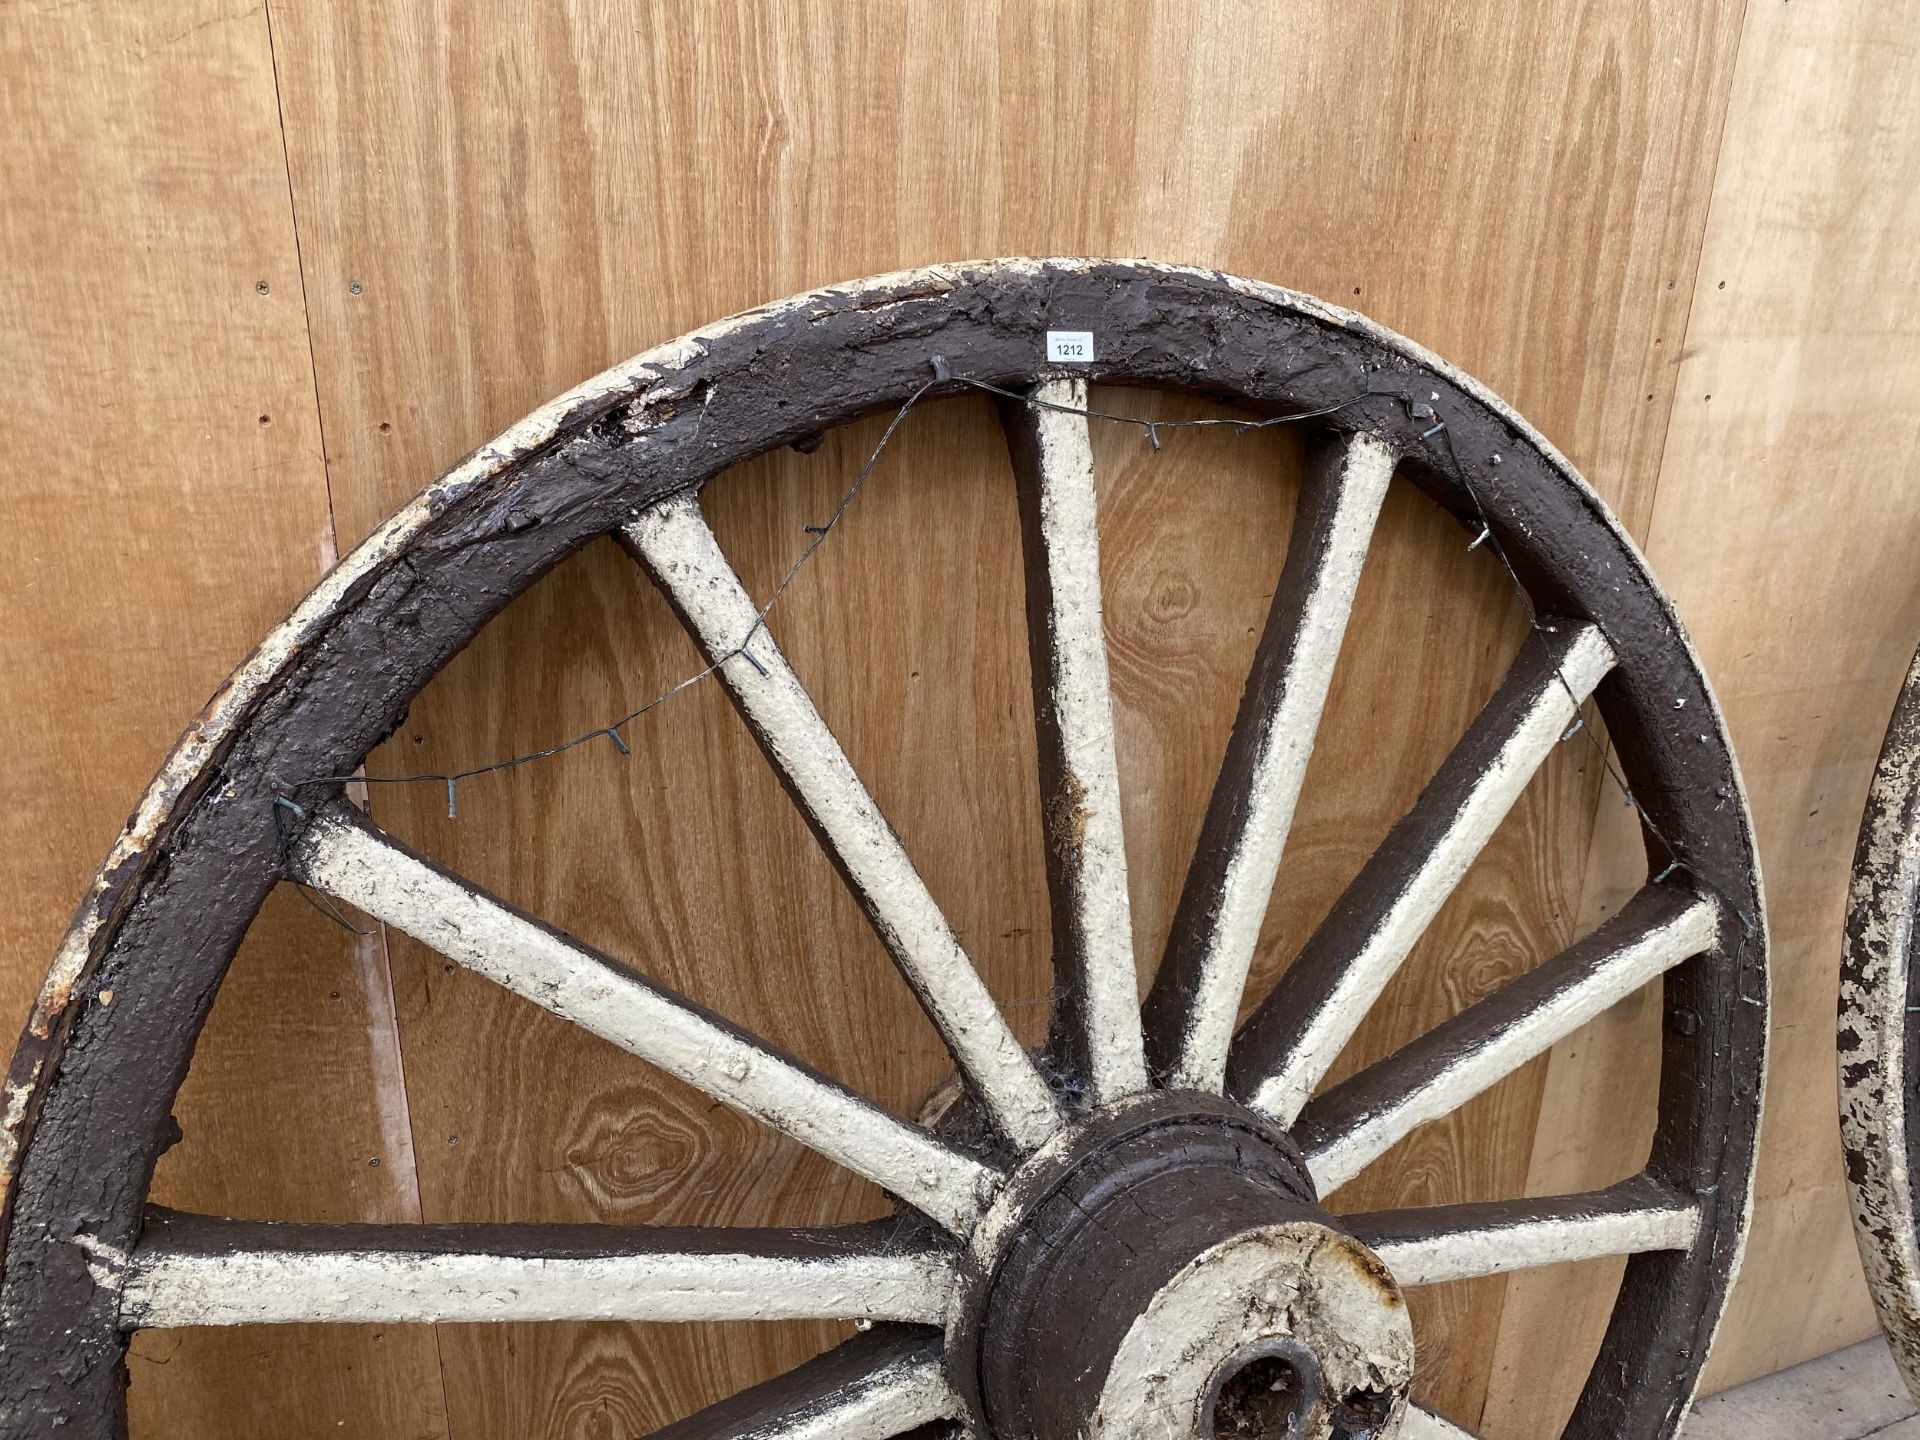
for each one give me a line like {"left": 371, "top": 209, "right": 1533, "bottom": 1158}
{"left": 0, "top": 259, "right": 1767, "bottom": 1439}
{"left": 1842, "top": 644, "right": 1920, "bottom": 1401}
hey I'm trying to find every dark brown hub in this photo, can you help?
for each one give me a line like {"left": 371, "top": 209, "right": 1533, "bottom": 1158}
{"left": 952, "top": 1095, "right": 1405, "bottom": 1440}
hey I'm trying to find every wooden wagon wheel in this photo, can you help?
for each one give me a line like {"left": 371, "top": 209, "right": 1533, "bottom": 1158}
{"left": 0, "top": 260, "right": 1766, "bottom": 1440}
{"left": 1842, "top": 645, "right": 1920, "bottom": 1402}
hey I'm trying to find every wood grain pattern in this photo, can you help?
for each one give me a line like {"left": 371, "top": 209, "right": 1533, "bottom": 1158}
{"left": 354, "top": 404, "right": 1050, "bottom": 1430}
{"left": 1606, "top": 0, "right": 1920, "bottom": 1395}
{"left": 130, "top": 898, "right": 450, "bottom": 1440}
{"left": 1474, "top": 791, "right": 1663, "bottom": 1437}
{"left": 1490, "top": 0, "right": 1920, "bottom": 1422}
{"left": 1089, "top": 402, "right": 1614, "bottom": 1436}
{"left": 0, "top": 0, "right": 330, "bottom": 1036}
{"left": 0, "top": 2, "right": 445, "bottom": 1436}
{"left": 6, "top": 0, "right": 1845, "bottom": 1433}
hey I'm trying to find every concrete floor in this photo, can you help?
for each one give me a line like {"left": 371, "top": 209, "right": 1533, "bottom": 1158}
{"left": 1682, "top": 1339, "right": 1918, "bottom": 1439}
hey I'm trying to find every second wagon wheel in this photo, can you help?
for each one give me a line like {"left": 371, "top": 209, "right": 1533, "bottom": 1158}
{"left": 0, "top": 260, "right": 1766, "bottom": 1440}
{"left": 1843, "top": 644, "right": 1920, "bottom": 1403}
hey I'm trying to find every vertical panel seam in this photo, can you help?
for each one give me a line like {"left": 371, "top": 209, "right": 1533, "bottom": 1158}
{"left": 259, "top": 0, "right": 342, "bottom": 564}
{"left": 1475, "top": 0, "right": 1757, "bottom": 1426}
{"left": 255, "top": 4, "right": 457, "bottom": 1436}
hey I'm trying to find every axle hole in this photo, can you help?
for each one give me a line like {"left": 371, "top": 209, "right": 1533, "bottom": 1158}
{"left": 1210, "top": 1351, "right": 1314, "bottom": 1438}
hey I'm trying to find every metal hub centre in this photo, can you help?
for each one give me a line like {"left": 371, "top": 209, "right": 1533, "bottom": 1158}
{"left": 952, "top": 1096, "right": 1413, "bottom": 1440}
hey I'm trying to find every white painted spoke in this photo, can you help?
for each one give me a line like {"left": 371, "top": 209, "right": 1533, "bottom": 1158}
{"left": 622, "top": 495, "right": 1062, "bottom": 1151}
{"left": 643, "top": 1327, "right": 961, "bottom": 1440}
{"left": 118, "top": 1213, "right": 952, "bottom": 1328}
{"left": 1351, "top": 1179, "right": 1700, "bottom": 1289}
{"left": 1002, "top": 379, "right": 1146, "bottom": 1104}
{"left": 290, "top": 810, "right": 997, "bottom": 1235}
{"left": 1301, "top": 886, "right": 1721, "bottom": 1195}
{"left": 1401, "top": 1405, "right": 1482, "bottom": 1440}
{"left": 1231, "top": 621, "right": 1617, "bottom": 1125}
{"left": 1145, "top": 432, "right": 1395, "bottom": 1092}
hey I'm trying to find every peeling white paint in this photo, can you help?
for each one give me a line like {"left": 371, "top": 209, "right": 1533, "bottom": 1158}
{"left": 1171, "top": 432, "right": 1396, "bottom": 1094}
{"left": 1308, "top": 893, "right": 1720, "bottom": 1196}
{"left": 1, "top": 1081, "right": 33, "bottom": 1148}
{"left": 1015, "top": 378, "right": 1146, "bottom": 1103}
{"left": 1370, "top": 1202, "right": 1698, "bottom": 1288}
{"left": 732, "top": 1347, "right": 962, "bottom": 1440}
{"left": 1399, "top": 1405, "right": 1481, "bottom": 1439}
{"left": 293, "top": 815, "right": 997, "bottom": 1235}
{"left": 120, "top": 1241, "right": 953, "bottom": 1329}
{"left": 1246, "top": 623, "right": 1617, "bottom": 1126}
{"left": 624, "top": 495, "right": 1063, "bottom": 1152}
{"left": 1841, "top": 643, "right": 1920, "bottom": 1397}
{"left": 1092, "top": 1221, "right": 1412, "bottom": 1440}
{"left": 72, "top": 1232, "right": 131, "bottom": 1291}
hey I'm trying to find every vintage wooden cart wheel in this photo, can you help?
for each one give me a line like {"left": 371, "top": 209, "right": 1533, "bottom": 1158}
{"left": 0, "top": 260, "right": 1766, "bottom": 1439}
{"left": 1842, "top": 644, "right": 1920, "bottom": 1403}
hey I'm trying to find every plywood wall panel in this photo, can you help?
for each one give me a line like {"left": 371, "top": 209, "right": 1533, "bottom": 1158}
{"left": 1, "top": 0, "right": 1810, "bottom": 1433}
{"left": 265, "top": 0, "right": 1746, "bottom": 545}
{"left": 130, "top": 897, "right": 449, "bottom": 1440}
{"left": 1490, "top": 0, "right": 1920, "bottom": 1418}
{"left": 250, "top": 1, "right": 1747, "bottom": 1432}
{"left": 1626, "top": 0, "right": 1920, "bottom": 1392}
{"left": 0, "top": 0, "right": 330, "bottom": 1033}
{"left": 354, "top": 407, "right": 1052, "bottom": 1430}
{"left": 0, "top": 2, "right": 444, "bottom": 1437}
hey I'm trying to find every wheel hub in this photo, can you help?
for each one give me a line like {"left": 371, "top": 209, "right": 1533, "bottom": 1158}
{"left": 953, "top": 1096, "right": 1413, "bottom": 1440}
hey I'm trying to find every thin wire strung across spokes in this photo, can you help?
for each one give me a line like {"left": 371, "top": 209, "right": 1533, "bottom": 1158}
{"left": 106, "top": 379, "right": 1733, "bottom": 1440}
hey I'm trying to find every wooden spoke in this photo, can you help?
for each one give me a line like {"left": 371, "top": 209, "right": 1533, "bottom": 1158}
{"left": 1401, "top": 1406, "right": 1482, "bottom": 1440}
{"left": 289, "top": 808, "right": 997, "bottom": 1235}
{"left": 117, "top": 1210, "right": 952, "bottom": 1328}
{"left": 621, "top": 495, "right": 1063, "bottom": 1152}
{"left": 1230, "top": 621, "right": 1617, "bottom": 1125}
{"left": 1350, "top": 1177, "right": 1700, "bottom": 1288}
{"left": 640, "top": 1326, "right": 961, "bottom": 1440}
{"left": 1300, "top": 886, "right": 1721, "bottom": 1195}
{"left": 1144, "top": 431, "right": 1396, "bottom": 1092}
{"left": 1001, "top": 378, "right": 1146, "bottom": 1104}
{"left": 2, "top": 262, "right": 1765, "bottom": 1440}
